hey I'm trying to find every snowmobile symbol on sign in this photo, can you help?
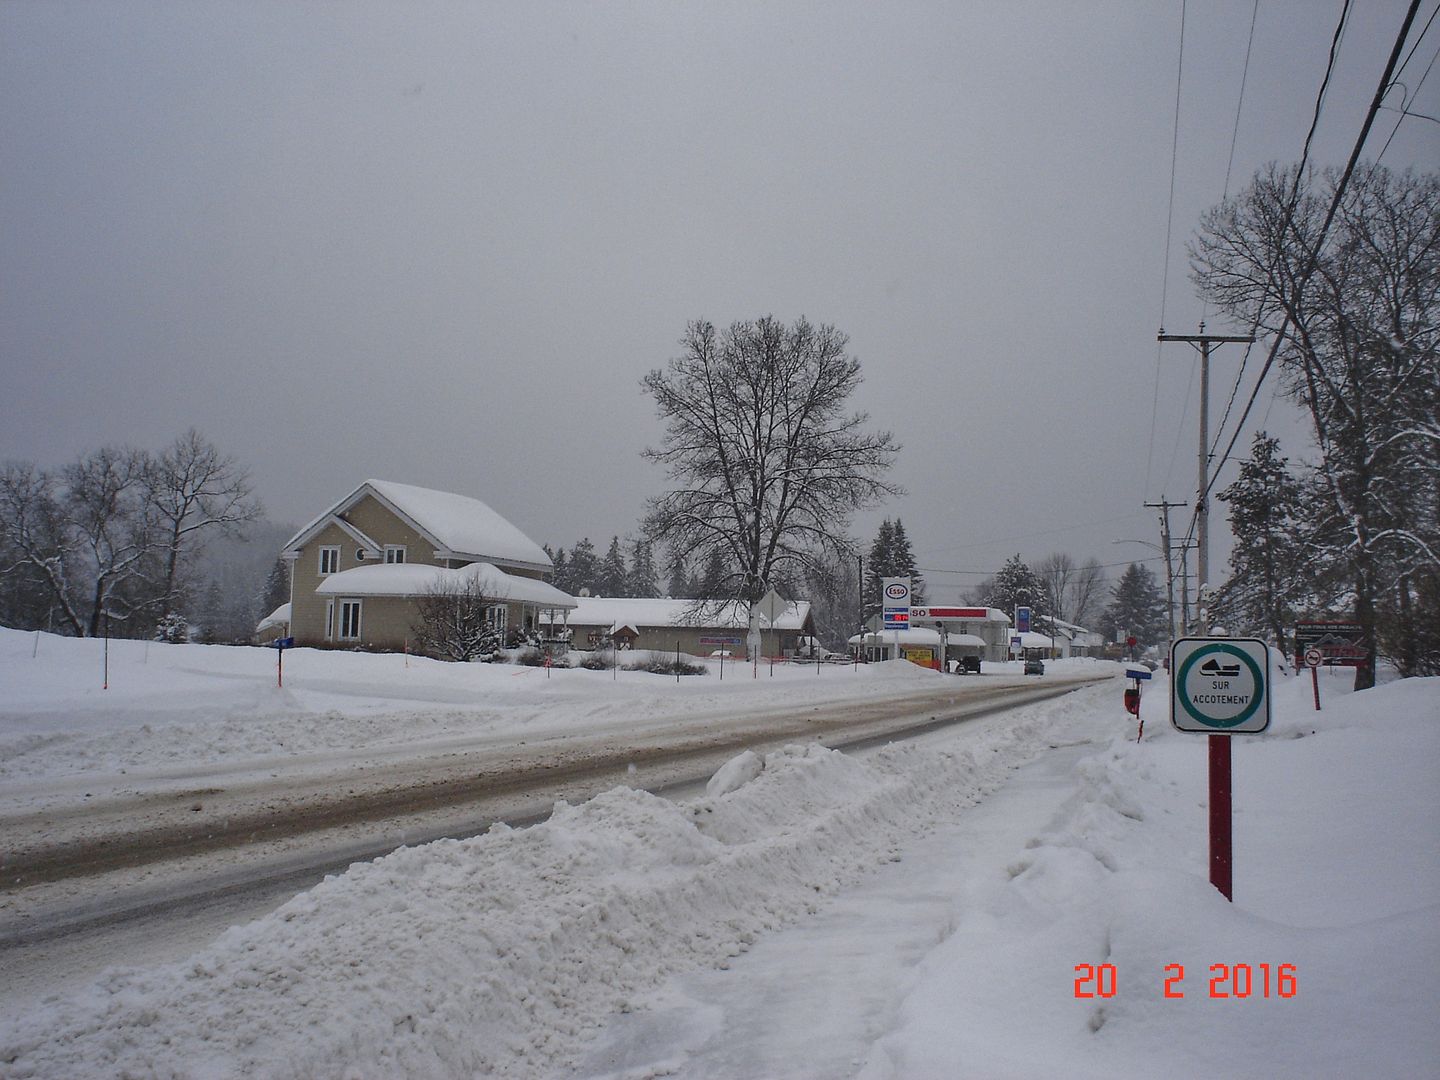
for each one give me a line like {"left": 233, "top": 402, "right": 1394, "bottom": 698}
{"left": 1170, "top": 638, "right": 1271, "bottom": 734}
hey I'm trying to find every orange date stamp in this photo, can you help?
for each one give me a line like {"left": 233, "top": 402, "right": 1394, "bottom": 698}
{"left": 1073, "top": 963, "right": 1298, "bottom": 999}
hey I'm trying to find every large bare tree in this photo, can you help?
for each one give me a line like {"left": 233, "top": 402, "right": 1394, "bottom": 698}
{"left": 641, "top": 316, "right": 901, "bottom": 605}
{"left": 145, "top": 428, "right": 262, "bottom": 622}
{"left": 1192, "top": 163, "right": 1439, "bottom": 685}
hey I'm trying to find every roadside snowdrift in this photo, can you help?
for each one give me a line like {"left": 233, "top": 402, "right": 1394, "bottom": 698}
{"left": 859, "top": 673, "right": 1440, "bottom": 1080}
{"left": 0, "top": 688, "right": 1077, "bottom": 1078}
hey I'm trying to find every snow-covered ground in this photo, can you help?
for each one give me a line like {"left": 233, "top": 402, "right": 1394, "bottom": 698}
{"left": 0, "top": 631, "right": 1436, "bottom": 1078}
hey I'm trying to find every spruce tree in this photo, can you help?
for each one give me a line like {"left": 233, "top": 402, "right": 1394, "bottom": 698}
{"left": 550, "top": 548, "right": 570, "bottom": 594}
{"left": 1103, "top": 563, "right": 1167, "bottom": 648}
{"left": 627, "top": 539, "right": 659, "bottom": 597}
{"left": 890, "top": 519, "right": 925, "bottom": 606}
{"left": 665, "top": 549, "right": 690, "bottom": 598}
{"left": 698, "top": 549, "right": 728, "bottom": 598}
{"left": 567, "top": 538, "right": 599, "bottom": 596}
{"left": 984, "top": 554, "right": 1049, "bottom": 628}
{"left": 863, "top": 519, "right": 895, "bottom": 621}
{"left": 598, "top": 536, "right": 629, "bottom": 597}
{"left": 1213, "top": 432, "right": 1309, "bottom": 653}
{"left": 260, "top": 557, "right": 289, "bottom": 615}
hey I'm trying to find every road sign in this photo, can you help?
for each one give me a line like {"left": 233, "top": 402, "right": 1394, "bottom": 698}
{"left": 1125, "top": 668, "right": 1153, "bottom": 681}
{"left": 1303, "top": 646, "right": 1323, "bottom": 669}
{"left": 1293, "top": 621, "right": 1370, "bottom": 668}
{"left": 1016, "top": 606, "right": 1031, "bottom": 633}
{"left": 269, "top": 636, "right": 295, "bottom": 650}
{"left": 882, "top": 577, "right": 911, "bottom": 630}
{"left": 755, "top": 588, "right": 787, "bottom": 626}
{"left": 1170, "top": 637, "right": 1270, "bottom": 734}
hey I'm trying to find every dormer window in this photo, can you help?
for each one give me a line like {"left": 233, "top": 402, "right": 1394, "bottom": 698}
{"left": 319, "top": 546, "right": 340, "bottom": 575}
{"left": 384, "top": 545, "right": 407, "bottom": 564}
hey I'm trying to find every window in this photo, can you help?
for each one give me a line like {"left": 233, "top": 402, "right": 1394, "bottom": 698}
{"left": 325, "top": 600, "right": 335, "bottom": 641}
{"left": 339, "top": 599, "right": 362, "bottom": 641}
{"left": 319, "top": 546, "right": 340, "bottom": 575}
{"left": 488, "top": 605, "right": 508, "bottom": 633}
{"left": 384, "top": 545, "right": 406, "bottom": 564}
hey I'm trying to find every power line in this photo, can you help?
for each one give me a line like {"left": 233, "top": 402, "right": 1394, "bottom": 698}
{"left": 1148, "top": 0, "right": 1190, "bottom": 493}
{"left": 1222, "top": 0, "right": 1262, "bottom": 200}
{"left": 1183, "top": 0, "right": 1426, "bottom": 551}
{"left": 1174, "top": 0, "right": 1359, "bottom": 548}
{"left": 1376, "top": 3, "right": 1440, "bottom": 162}
{"left": 1158, "top": 0, "right": 1189, "bottom": 332}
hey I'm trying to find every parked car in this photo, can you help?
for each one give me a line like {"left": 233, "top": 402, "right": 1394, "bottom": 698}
{"left": 1024, "top": 657, "right": 1046, "bottom": 675}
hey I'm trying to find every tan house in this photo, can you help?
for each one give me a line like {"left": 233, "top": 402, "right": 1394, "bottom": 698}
{"left": 281, "top": 479, "right": 576, "bottom": 650}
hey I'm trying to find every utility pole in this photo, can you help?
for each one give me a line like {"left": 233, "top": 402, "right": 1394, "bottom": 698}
{"left": 1159, "top": 324, "right": 1253, "bottom": 908}
{"left": 1158, "top": 324, "right": 1254, "bottom": 634}
{"left": 1145, "top": 497, "right": 1186, "bottom": 644}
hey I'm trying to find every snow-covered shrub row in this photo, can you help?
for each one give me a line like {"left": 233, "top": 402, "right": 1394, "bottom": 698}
{"left": 0, "top": 691, "right": 1077, "bottom": 1079}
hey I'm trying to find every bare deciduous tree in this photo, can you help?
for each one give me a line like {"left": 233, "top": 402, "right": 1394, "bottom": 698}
{"left": 146, "top": 428, "right": 262, "bottom": 622}
{"left": 642, "top": 316, "right": 901, "bottom": 605}
{"left": 1068, "top": 558, "right": 1106, "bottom": 628}
{"left": 62, "top": 446, "right": 157, "bottom": 636}
{"left": 0, "top": 463, "right": 82, "bottom": 634}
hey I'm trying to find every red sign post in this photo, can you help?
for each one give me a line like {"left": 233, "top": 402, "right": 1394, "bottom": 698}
{"left": 1171, "top": 638, "right": 1271, "bottom": 902}
{"left": 1304, "top": 646, "right": 1323, "bottom": 710}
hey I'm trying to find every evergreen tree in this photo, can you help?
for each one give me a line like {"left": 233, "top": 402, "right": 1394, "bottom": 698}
{"left": 984, "top": 554, "right": 1050, "bottom": 629}
{"left": 627, "top": 538, "right": 659, "bottom": 597}
{"left": 550, "top": 547, "right": 570, "bottom": 594}
{"left": 567, "top": 538, "right": 599, "bottom": 596}
{"left": 1103, "top": 563, "right": 1167, "bottom": 649}
{"left": 598, "top": 536, "right": 628, "bottom": 597}
{"left": 890, "top": 519, "right": 925, "bottom": 606}
{"left": 260, "top": 557, "right": 289, "bottom": 616}
{"left": 665, "top": 547, "right": 690, "bottom": 598}
{"left": 863, "top": 519, "right": 896, "bottom": 621}
{"left": 698, "top": 549, "right": 727, "bottom": 598}
{"left": 1212, "top": 432, "right": 1309, "bottom": 653}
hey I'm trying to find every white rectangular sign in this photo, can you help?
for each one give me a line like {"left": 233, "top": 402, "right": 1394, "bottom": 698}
{"left": 1170, "top": 637, "right": 1271, "bottom": 734}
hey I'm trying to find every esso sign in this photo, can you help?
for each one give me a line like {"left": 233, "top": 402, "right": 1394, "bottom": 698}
{"left": 885, "top": 583, "right": 909, "bottom": 601}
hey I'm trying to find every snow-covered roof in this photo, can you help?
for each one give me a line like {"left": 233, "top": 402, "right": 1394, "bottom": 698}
{"left": 850, "top": 627, "right": 944, "bottom": 645}
{"left": 283, "top": 480, "right": 551, "bottom": 571}
{"left": 541, "top": 596, "right": 811, "bottom": 632}
{"left": 1011, "top": 630, "right": 1056, "bottom": 649}
{"left": 255, "top": 603, "right": 291, "bottom": 632}
{"left": 944, "top": 633, "right": 988, "bottom": 647}
{"left": 315, "top": 562, "right": 576, "bottom": 609}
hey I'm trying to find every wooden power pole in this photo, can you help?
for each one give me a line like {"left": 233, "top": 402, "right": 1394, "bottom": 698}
{"left": 1157, "top": 324, "right": 1254, "bottom": 631}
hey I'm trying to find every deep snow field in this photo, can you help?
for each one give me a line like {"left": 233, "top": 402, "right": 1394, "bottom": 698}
{"left": 0, "top": 630, "right": 1436, "bottom": 1078}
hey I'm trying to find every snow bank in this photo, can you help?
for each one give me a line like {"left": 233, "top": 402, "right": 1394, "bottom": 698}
{"left": 0, "top": 690, "right": 1076, "bottom": 1078}
{"left": 859, "top": 672, "right": 1440, "bottom": 1080}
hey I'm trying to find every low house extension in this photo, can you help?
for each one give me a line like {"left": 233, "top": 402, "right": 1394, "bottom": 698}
{"left": 541, "top": 596, "right": 814, "bottom": 658}
{"left": 281, "top": 479, "right": 576, "bottom": 651}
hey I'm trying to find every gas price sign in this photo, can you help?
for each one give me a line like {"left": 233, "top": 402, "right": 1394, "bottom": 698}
{"left": 1170, "top": 637, "right": 1271, "bottom": 735}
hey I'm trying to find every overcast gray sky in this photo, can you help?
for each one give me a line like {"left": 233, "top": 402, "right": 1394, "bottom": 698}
{"left": 3, "top": 2, "right": 1436, "bottom": 602}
